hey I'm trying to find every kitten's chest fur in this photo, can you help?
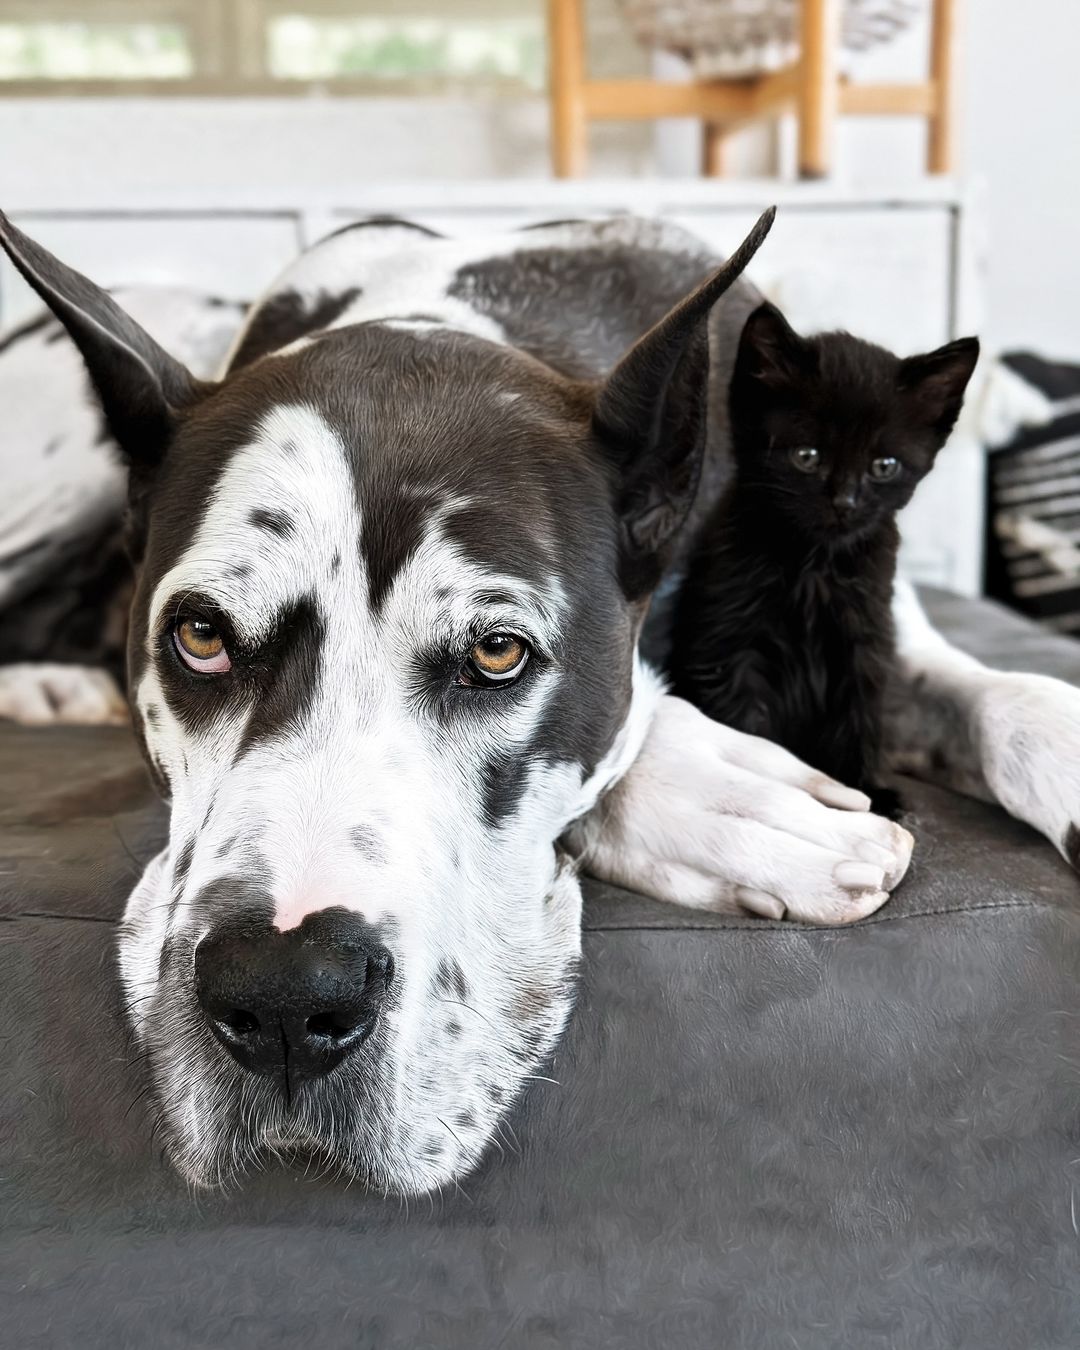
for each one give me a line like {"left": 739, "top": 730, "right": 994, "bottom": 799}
{"left": 670, "top": 501, "right": 898, "bottom": 792}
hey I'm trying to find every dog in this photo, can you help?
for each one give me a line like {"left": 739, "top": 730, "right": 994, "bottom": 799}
{"left": 2, "top": 207, "right": 1078, "bottom": 1196}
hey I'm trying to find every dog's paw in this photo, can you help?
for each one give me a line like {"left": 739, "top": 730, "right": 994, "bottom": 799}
{"left": 570, "top": 694, "right": 913, "bottom": 925}
{"left": 977, "top": 670, "right": 1080, "bottom": 872}
{"left": 0, "top": 663, "right": 128, "bottom": 726}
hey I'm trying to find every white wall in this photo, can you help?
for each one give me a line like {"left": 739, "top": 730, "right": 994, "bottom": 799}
{"left": 964, "top": 0, "right": 1080, "bottom": 358}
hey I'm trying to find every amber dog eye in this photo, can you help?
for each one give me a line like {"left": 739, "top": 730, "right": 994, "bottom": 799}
{"left": 174, "top": 617, "right": 231, "bottom": 674}
{"left": 789, "top": 446, "right": 820, "bottom": 473}
{"left": 463, "top": 633, "right": 529, "bottom": 686}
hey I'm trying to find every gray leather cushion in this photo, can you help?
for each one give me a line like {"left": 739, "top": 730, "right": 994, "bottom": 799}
{"left": 2, "top": 590, "right": 1079, "bottom": 1349}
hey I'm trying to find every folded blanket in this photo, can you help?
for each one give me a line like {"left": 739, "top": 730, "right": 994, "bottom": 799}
{"left": 985, "top": 353, "right": 1080, "bottom": 639}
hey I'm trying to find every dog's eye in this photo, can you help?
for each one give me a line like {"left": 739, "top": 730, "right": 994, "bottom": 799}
{"left": 789, "top": 446, "right": 820, "bottom": 473}
{"left": 462, "top": 633, "right": 529, "bottom": 686}
{"left": 174, "top": 617, "right": 231, "bottom": 674}
{"left": 869, "top": 456, "right": 901, "bottom": 481}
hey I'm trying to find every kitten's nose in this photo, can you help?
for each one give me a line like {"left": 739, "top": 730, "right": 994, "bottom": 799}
{"left": 833, "top": 488, "right": 859, "bottom": 520}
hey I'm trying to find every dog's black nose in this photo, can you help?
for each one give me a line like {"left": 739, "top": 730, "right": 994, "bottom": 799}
{"left": 194, "top": 909, "right": 394, "bottom": 1086}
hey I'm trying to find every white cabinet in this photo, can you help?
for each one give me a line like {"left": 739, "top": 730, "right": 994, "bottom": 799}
{"left": 2, "top": 179, "right": 981, "bottom": 593}
{"left": 1, "top": 214, "right": 301, "bottom": 324}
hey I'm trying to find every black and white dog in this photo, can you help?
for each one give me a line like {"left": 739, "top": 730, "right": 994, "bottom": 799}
{"left": 1, "top": 208, "right": 1078, "bottom": 1196}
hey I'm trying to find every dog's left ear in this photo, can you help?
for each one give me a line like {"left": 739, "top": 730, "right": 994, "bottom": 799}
{"left": 0, "top": 210, "right": 207, "bottom": 468}
{"left": 899, "top": 336, "right": 981, "bottom": 437}
{"left": 593, "top": 207, "right": 775, "bottom": 587}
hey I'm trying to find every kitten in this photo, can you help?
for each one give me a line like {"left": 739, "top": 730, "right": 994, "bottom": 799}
{"left": 669, "top": 302, "right": 980, "bottom": 816}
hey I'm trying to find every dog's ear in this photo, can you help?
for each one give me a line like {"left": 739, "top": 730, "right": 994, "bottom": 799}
{"left": 0, "top": 210, "right": 207, "bottom": 467}
{"left": 899, "top": 336, "right": 981, "bottom": 437}
{"left": 593, "top": 207, "right": 775, "bottom": 585}
{"left": 736, "top": 301, "right": 815, "bottom": 385}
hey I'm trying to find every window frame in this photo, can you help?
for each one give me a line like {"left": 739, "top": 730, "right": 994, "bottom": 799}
{"left": 0, "top": 0, "right": 560, "bottom": 96}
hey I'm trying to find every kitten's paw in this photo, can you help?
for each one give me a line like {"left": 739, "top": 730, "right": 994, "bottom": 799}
{"left": 571, "top": 694, "right": 913, "bottom": 925}
{"left": 977, "top": 670, "right": 1080, "bottom": 872}
{"left": 0, "top": 663, "right": 128, "bottom": 726}
{"left": 867, "top": 784, "right": 905, "bottom": 821}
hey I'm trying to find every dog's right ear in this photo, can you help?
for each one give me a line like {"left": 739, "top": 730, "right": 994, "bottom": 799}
{"left": 592, "top": 207, "right": 775, "bottom": 597}
{"left": 0, "top": 211, "right": 207, "bottom": 466}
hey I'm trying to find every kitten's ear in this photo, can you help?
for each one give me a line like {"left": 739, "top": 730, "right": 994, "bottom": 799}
{"left": 0, "top": 210, "right": 208, "bottom": 467}
{"left": 737, "top": 301, "right": 815, "bottom": 385}
{"left": 593, "top": 207, "right": 775, "bottom": 586}
{"left": 899, "top": 336, "right": 980, "bottom": 436}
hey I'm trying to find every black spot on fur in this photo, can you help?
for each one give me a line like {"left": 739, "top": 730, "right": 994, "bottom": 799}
{"left": 349, "top": 824, "right": 385, "bottom": 863}
{"left": 1065, "top": 824, "right": 1080, "bottom": 873}
{"left": 519, "top": 217, "right": 590, "bottom": 231}
{"left": 361, "top": 486, "right": 431, "bottom": 613}
{"left": 322, "top": 215, "right": 443, "bottom": 243}
{"left": 445, "top": 1019, "right": 462, "bottom": 1038}
{"left": 227, "top": 287, "right": 361, "bottom": 372}
{"left": 229, "top": 563, "right": 252, "bottom": 581}
{"left": 144, "top": 704, "right": 159, "bottom": 727}
{"left": 454, "top": 1108, "right": 476, "bottom": 1131}
{"left": 249, "top": 507, "right": 294, "bottom": 538}
{"left": 479, "top": 754, "right": 530, "bottom": 828}
{"left": 43, "top": 437, "right": 61, "bottom": 457}
{"left": 234, "top": 596, "right": 325, "bottom": 756}
{"left": 169, "top": 838, "right": 195, "bottom": 919}
{"left": 0, "top": 517, "right": 131, "bottom": 685}
{"left": 432, "top": 957, "right": 470, "bottom": 1003}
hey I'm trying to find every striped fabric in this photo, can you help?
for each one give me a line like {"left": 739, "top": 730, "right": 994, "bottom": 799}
{"left": 986, "top": 353, "right": 1080, "bottom": 639}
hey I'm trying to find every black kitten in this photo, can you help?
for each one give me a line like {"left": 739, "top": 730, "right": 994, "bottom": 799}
{"left": 670, "top": 303, "right": 980, "bottom": 816}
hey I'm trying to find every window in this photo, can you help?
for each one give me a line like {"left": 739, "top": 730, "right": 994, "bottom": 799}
{"left": 0, "top": 0, "right": 576, "bottom": 95}
{"left": 0, "top": 20, "right": 194, "bottom": 80}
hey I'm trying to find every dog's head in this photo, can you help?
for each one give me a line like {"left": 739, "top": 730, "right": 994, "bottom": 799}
{"left": 1, "top": 209, "right": 772, "bottom": 1192}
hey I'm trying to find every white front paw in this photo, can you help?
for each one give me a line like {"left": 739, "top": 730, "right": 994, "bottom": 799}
{"left": 978, "top": 670, "right": 1080, "bottom": 870}
{"left": 572, "top": 695, "right": 913, "bottom": 925}
{"left": 0, "top": 662, "right": 128, "bottom": 726}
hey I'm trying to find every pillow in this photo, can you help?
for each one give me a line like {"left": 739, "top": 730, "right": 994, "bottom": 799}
{"left": 985, "top": 353, "right": 1080, "bottom": 638}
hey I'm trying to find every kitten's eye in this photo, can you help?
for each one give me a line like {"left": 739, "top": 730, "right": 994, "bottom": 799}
{"left": 869, "top": 456, "right": 901, "bottom": 481}
{"left": 789, "top": 446, "right": 820, "bottom": 473}
{"left": 174, "top": 617, "right": 231, "bottom": 674}
{"left": 462, "top": 633, "right": 530, "bottom": 687}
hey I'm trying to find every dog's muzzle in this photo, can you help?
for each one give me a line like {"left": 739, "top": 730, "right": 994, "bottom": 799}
{"left": 194, "top": 909, "right": 395, "bottom": 1088}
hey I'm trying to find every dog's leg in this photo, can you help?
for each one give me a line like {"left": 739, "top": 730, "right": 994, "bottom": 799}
{"left": 568, "top": 693, "right": 914, "bottom": 925}
{"left": 888, "top": 579, "right": 1080, "bottom": 870}
{"left": 0, "top": 662, "right": 128, "bottom": 726}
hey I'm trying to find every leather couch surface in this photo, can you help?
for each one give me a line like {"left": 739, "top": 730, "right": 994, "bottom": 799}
{"left": 2, "top": 591, "right": 1079, "bottom": 1349}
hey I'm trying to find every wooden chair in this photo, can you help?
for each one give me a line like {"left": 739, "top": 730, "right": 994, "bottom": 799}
{"left": 548, "top": 0, "right": 959, "bottom": 178}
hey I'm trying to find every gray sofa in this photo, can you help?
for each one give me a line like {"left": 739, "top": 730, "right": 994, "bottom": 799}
{"left": 2, "top": 589, "right": 1079, "bottom": 1349}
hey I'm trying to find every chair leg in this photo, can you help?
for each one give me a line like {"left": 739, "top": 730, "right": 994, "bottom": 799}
{"left": 701, "top": 122, "right": 734, "bottom": 176}
{"left": 798, "top": 0, "right": 841, "bottom": 178}
{"left": 548, "top": 0, "right": 588, "bottom": 177}
{"left": 927, "top": 0, "right": 959, "bottom": 173}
